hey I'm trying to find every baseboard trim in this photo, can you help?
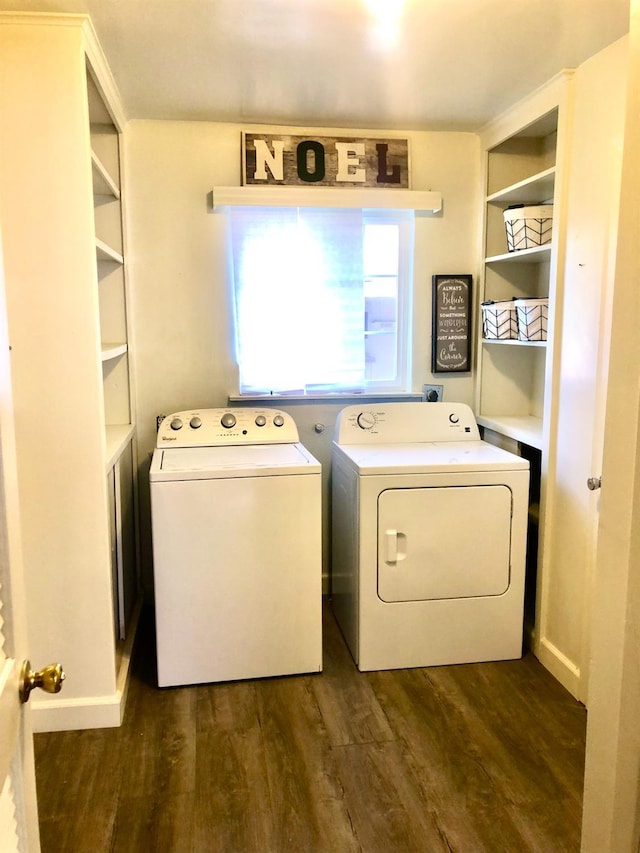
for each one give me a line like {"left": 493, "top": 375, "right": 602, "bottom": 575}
{"left": 31, "top": 600, "right": 142, "bottom": 733}
{"left": 116, "top": 598, "right": 142, "bottom": 713}
{"left": 536, "top": 636, "right": 581, "bottom": 699}
{"left": 30, "top": 692, "right": 123, "bottom": 733}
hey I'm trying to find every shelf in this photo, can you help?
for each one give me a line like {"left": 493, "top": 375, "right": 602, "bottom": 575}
{"left": 210, "top": 186, "right": 442, "bottom": 212}
{"left": 91, "top": 150, "right": 120, "bottom": 199}
{"left": 101, "top": 342, "right": 127, "bottom": 361}
{"left": 105, "top": 424, "right": 135, "bottom": 471}
{"left": 487, "top": 166, "right": 555, "bottom": 205}
{"left": 482, "top": 338, "right": 547, "bottom": 348}
{"left": 96, "top": 238, "right": 124, "bottom": 264}
{"left": 477, "top": 415, "right": 543, "bottom": 450}
{"left": 485, "top": 244, "right": 552, "bottom": 265}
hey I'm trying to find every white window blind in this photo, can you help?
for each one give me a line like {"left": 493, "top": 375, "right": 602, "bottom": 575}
{"left": 229, "top": 206, "right": 413, "bottom": 395}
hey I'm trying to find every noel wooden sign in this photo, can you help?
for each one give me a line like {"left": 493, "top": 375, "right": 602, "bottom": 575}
{"left": 242, "top": 133, "right": 410, "bottom": 188}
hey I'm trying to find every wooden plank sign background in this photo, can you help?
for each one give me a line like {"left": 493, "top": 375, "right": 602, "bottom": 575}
{"left": 243, "top": 133, "right": 410, "bottom": 188}
{"left": 431, "top": 275, "right": 472, "bottom": 373}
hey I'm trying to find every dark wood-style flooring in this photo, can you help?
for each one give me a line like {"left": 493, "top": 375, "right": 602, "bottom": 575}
{"left": 34, "top": 601, "right": 587, "bottom": 852}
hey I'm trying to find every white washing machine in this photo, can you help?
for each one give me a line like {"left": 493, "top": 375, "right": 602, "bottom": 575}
{"left": 150, "top": 408, "right": 322, "bottom": 687}
{"left": 331, "top": 402, "right": 530, "bottom": 671}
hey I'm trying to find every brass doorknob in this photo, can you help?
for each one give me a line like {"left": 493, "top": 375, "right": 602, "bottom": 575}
{"left": 19, "top": 660, "right": 65, "bottom": 704}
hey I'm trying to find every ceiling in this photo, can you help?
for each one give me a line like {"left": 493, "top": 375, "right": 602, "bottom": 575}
{"left": 0, "top": 0, "right": 630, "bottom": 130}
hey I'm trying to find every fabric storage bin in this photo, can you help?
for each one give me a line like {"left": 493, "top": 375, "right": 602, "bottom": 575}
{"left": 503, "top": 205, "right": 553, "bottom": 252}
{"left": 481, "top": 299, "right": 518, "bottom": 340}
{"left": 514, "top": 297, "right": 548, "bottom": 341}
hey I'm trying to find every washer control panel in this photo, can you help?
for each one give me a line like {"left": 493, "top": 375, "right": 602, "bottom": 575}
{"left": 157, "top": 408, "right": 299, "bottom": 448}
{"left": 334, "top": 402, "right": 480, "bottom": 444}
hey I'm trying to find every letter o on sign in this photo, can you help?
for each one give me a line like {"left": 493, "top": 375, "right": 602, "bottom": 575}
{"left": 297, "top": 140, "right": 325, "bottom": 183}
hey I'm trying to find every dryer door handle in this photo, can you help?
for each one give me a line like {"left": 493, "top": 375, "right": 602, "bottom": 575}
{"left": 384, "top": 530, "right": 407, "bottom": 564}
{"left": 385, "top": 529, "right": 398, "bottom": 563}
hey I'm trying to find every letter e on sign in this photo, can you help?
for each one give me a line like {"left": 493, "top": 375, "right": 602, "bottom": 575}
{"left": 335, "top": 142, "right": 366, "bottom": 183}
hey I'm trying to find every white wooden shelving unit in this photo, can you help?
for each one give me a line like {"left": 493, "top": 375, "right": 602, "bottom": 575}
{"left": 475, "top": 72, "right": 573, "bottom": 662}
{"left": 0, "top": 13, "right": 139, "bottom": 730}
{"left": 476, "top": 107, "right": 562, "bottom": 451}
{"left": 87, "top": 38, "right": 140, "bottom": 683}
{"left": 88, "top": 69, "right": 137, "bottom": 477}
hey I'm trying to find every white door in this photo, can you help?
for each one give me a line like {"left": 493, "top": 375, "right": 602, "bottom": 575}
{"left": 0, "top": 227, "right": 40, "bottom": 849}
{"left": 581, "top": 4, "right": 640, "bottom": 848}
{"left": 536, "top": 37, "right": 627, "bottom": 704}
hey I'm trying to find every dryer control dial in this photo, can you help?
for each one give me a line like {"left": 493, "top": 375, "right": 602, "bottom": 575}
{"left": 221, "top": 412, "right": 237, "bottom": 429}
{"left": 357, "top": 411, "right": 377, "bottom": 430}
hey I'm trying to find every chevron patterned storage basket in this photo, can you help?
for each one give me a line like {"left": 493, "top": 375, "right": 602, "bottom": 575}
{"left": 503, "top": 205, "right": 553, "bottom": 252}
{"left": 514, "top": 297, "right": 548, "bottom": 341}
{"left": 481, "top": 300, "right": 518, "bottom": 340}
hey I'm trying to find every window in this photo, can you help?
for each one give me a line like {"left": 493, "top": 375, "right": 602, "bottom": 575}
{"left": 229, "top": 206, "right": 414, "bottom": 395}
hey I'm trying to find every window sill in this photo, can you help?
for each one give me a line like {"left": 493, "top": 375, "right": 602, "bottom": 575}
{"left": 228, "top": 392, "right": 424, "bottom": 404}
{"left": 209, "top": 186, "right": 442, "bottom": 213}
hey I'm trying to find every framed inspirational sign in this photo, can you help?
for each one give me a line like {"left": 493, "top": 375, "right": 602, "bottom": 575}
{"left": 431, "top": 275, "right": 472, "bottom": 373}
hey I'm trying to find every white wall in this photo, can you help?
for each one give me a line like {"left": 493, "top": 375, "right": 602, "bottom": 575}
{"left": 125, "top": 121, "right": 480, "bottom": 588}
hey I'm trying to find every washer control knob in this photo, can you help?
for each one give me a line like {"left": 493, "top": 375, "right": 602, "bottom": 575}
{"left": 449, "top": 413, "right": 460, "bottom": 424}
{"left": 189, "top": 416, "right": 202, "bottom": 429}
{"left": 255, "top": 415, "right": 267, "bottom": 427}
{"left": 273, "top": 414, "right": 285, "bottom": 427}
{"left": 221, "top": 412, "right": 237, "bottom": 429}
{"left": 170, "top": 417, "right": 183, "bottom": 431}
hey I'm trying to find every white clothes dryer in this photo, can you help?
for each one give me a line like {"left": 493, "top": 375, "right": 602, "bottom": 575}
{"left": 331, "top": 402, "right": 529, "bottom": 671}
{"left": 150, "top": 408, "right": 322, "bottom": 687}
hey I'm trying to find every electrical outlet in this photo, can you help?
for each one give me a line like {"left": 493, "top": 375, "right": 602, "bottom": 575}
{"left": 423, "top": 384, "right": 443, "bottom": 402}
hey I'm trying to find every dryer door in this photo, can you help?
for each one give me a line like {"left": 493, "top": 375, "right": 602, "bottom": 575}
{"left": 377, "top": 485, "right": 512, "bottom": 602}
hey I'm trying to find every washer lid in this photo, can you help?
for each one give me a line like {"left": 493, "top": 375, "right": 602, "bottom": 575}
{"left": 333, "top": 440, "right": 529, "bottom": 474}
{"left": 150, "top": 442, "right": 320, "bottom": 481}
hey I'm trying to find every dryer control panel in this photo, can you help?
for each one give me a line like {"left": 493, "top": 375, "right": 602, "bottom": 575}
{"left": 157, "top": 408, "right": 300, "bottom": 447}
{"left": 334, "top": 402, "right": 480, "bottom": 444}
